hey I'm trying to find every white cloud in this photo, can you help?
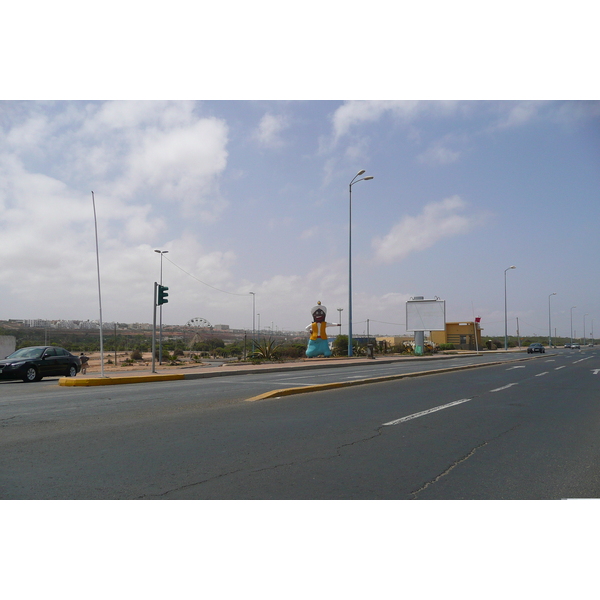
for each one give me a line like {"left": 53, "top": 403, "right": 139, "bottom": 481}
{"left": 330, "top": 100, "right": 459, "bottom": 142}
{"left": 124, "top": 118, "right": 229, "bottom": 208}
{"left": 487, "top": 101, "right": 542, "bottom": 131}
{"left": 372, "top": 195, "right": 479, "bottom": 263}
{"left": 254, "top": 113, "right": 289, "bottom": 147}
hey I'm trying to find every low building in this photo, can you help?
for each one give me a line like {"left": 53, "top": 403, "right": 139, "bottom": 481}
{"left": 430, "top": 322, "right": 483, "bottom": 350}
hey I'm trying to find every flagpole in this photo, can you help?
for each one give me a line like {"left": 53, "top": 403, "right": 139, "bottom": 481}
{"left": 92, "top": 191, "right": 105, "bottom": 378}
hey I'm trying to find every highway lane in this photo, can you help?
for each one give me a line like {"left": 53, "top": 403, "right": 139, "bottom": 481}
{"left": 0, "top": 352, "right": 552, "bottom": 431}
{"left": 1, "top": 348, "right": 597, "bottom": 499}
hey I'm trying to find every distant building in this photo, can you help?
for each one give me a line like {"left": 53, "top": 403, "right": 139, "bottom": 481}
{"left": 430, "top": 322, "right": 483, "bottom": 350}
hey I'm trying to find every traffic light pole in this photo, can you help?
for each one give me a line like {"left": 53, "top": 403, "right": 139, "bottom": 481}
{"left": 152, "top": 282, "right": 158, "bottom": 373}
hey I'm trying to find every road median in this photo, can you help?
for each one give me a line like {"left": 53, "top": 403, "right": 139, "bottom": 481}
{"left": 59, "top": 373, "right": 185, "bottom": 386}
{"left": 245, "top": 360, "right": 510, "bottom": 401}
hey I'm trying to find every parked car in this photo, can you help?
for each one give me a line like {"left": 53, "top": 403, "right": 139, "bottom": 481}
{"left": 0, "top": 346, "right": 81, "bottom": 382}
{"left": 527, "top": 343, "right": 545, "bottom": 354}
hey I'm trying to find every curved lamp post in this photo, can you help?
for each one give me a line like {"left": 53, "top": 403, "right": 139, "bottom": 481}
{"left": 348, "top": 170, "right": 374, "bottom": 357}
{"left": 548, "top": 292, "right": 556, "bottom": 348}
{"left": 504, "top": 266, "right": 516, "bottom": 351}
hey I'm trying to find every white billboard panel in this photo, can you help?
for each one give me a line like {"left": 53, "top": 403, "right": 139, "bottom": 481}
{"left": 406, "top": 300, "right": 446, "bottom": 331}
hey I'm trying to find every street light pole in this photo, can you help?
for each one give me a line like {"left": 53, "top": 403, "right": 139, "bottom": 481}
{"left": 154, "top": 250, "right": 168, "bottom": 364}
{"left": 583, "top": 314, "right": 588, "bottom": 346}
{"left": 250, "top": 292, "right": 256, "bottom": 354}
{"left": 570, "top": 306, "right": 576, "bottom": 346}
{"left": 504, "top": 266, "right": 516, "bottom": 351}
{"left": 548, "top": 292, "right": 556, "bottom": 348}
{"left": 348, "top": 170, "right": 374, "bottom": 357}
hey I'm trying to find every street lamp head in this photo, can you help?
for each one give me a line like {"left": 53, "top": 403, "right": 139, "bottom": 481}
{"left": 356, "top": 169, "right": 366, "bottom": 176}
{"left": 154, "top": 249, "right": 168, "bottom": 254}
{"left": 510, "top": 265, "right": 516, "bottom": 269}
{"left": 363, "top": 176, "right": 374, "bottom": 181}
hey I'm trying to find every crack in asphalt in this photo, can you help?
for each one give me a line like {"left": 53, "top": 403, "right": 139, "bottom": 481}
{"left": 410, "top": 424, "right": 521, "bottom": 499}
{"left": 136, "top": 429, "right": 387, "bottom": 499}
{"left": 137, "top": 402, "right": 525, "bottom": 499}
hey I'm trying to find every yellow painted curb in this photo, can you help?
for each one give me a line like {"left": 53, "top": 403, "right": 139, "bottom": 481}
{"left": 245, "top": 361, "right": 510, "bottom": 401}
{"left": 59, "top": 374, "right": 185, "bottom": 386}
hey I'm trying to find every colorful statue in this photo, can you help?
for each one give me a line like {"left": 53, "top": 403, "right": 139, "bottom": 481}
{"left": 305, "top": 301, "right": 340, "bottom": 358}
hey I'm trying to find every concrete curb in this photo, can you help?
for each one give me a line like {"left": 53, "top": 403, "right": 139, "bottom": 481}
{"left": 245, "top": 360, "right": 508, "bottom": 401}
{"left": 244, "top": 353, "right": 551, "bottom": 401}
{"left": 59, "top": 374, "right": 185, "bottom": 386}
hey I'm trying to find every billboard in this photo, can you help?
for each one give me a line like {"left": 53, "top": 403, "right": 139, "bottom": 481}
{"left": 406, "top": 299, "right": 446, "bottom": 331}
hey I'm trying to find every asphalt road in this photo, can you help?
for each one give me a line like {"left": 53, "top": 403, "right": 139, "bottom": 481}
{"left": 1, "top": 348, "right": 598, "bottom": 499}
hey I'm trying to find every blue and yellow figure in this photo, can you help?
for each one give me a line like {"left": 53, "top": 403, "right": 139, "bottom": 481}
{"left": 305, "top": 301, "right": 340, "bottom": 358}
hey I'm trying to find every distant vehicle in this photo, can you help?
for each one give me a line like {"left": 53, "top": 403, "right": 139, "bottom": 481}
{"left": 572, "top": 343, "right": 581, "bottom": 349}
{"left": 564, "top": 343, "right": 571, "bottom": 348}
{"left": 0, "top": 346, "right": 81, "bottom": 383}
{"left": 527, "top": 343, "right": 546, "bottom": 354}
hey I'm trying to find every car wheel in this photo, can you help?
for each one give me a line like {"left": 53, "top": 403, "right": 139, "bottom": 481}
{"left": 23, "top": 366, "right": 40, "bottom": 383}
{"left": 66, "top": 365, "right": 78, "bottom": 377}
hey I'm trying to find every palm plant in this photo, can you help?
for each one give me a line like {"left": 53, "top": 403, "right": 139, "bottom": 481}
{"left": 251, "top": 337, "right": 282, "bottom": 361}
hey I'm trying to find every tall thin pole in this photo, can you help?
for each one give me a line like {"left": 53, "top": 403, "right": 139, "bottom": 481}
{"left": 250, "top": 292, "right": 256, "bottom": 354}
{"left": 504, "top": 266, "right": 515, "bottom": 351}
{"left": 570, "top": 306, "right": 576, "bottom": 346}
{"left": 348, "top": 170, "right": 374, "bottom": 357}
{"left": 159, "top": 254, "right": 163, "bottom": 364}
{"left": 91, "top": 192, "right": 105, "bottom": 378}
{"left": 348, "top": 180, "right": 353, "bottom": 357}
{"left": 154, "top": 250, "right": 168, "bottom": 364}
{"left": 548, "top": 293, "right": 556, "bottom": 348}
{"left": 152, "top": 282, "right": 157, "bottom": 373}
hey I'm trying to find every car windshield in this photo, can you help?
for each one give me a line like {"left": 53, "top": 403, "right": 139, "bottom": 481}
{"left": 6, "top": 347, "right": 45, "bottom": 360}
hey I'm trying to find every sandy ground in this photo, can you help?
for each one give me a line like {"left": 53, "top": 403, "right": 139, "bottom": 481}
{"left": 78, "top": 352, "right": 209, "bottom": 373}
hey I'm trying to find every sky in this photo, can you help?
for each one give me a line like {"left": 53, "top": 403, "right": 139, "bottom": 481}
{"left": 2, "top": 2, "right": 599, "bottom": 341}
{"left": 1, "top": 99, "right": 599, "bottom": 338}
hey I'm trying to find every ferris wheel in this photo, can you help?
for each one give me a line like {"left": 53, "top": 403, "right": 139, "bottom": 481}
{"left": 186, "top": 317, "right": 212, "bottom": 328}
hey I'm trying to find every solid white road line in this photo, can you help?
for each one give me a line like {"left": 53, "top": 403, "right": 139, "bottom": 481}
{"left": 383, "top": 398, "right": 472, "bottom": 426}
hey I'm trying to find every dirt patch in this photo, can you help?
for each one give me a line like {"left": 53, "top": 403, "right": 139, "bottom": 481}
{"left": 78, "top": 352, "right": 203, "bottom": 373}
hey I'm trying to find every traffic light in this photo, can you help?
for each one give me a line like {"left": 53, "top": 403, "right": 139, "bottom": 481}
{"left": 157, "top": 285, "right": 169, "bottom": 305}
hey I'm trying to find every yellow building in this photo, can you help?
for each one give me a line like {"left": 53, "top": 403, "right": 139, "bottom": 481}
{"left": 430, "top": 322, "right": 483, "bottom": 350}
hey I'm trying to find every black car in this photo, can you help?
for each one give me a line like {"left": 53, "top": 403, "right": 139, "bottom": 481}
{"left": 527, "top": 343, "right": 545, "bottom": 354}
{"left": 0, "top": 346, "right": 81, "bottom": 382}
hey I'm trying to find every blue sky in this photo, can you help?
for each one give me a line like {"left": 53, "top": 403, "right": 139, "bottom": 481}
{"left": 2, "top": 2, "right": 599, "bottom": 339}
{"left": 1, "top": 99, "right": 599, "bottom": 339}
